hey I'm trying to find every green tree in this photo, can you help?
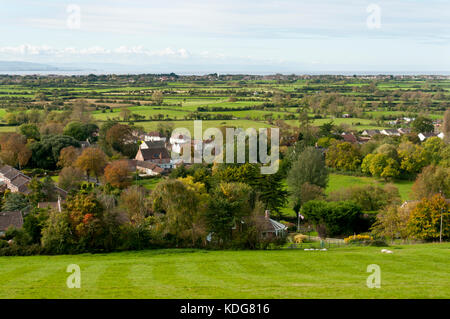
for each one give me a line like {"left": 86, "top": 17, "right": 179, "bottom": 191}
{"left": 287, "top": 147, "right": 328, "bottom": 221}
{"left": 325, "top": 141, "right": 362, "bottom": 171}
{"left": 412, "top": 165, "right": 450, "bottom": 199}
{"left": 411, "top": 116, "right": 434, "bottom": 133}
{"left": 2, "top": 192, "right": 30, "bottom": 213}
{"left": 30, "top": 135, "right": 80, "bottom": 169}
{"left": 206, "top": 182, "right": 254, "bottom": 247}
{"left": 19, "top": 123, "right": 40, "bottom": 141}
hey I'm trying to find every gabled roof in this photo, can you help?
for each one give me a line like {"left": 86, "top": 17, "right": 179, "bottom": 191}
{"left": 143, "top": 140, "right": 166, "bottom": 149}
{"left": 139, "top": 148, "right": 170, "bottom": 162}
{"left": 136, "top": 161, "right": 165, "bottom": 173}
{"left": 0, "top": 211, "right": 23, "bottom": 232}
{"left": 342, "top": 133, "right": 357, "bottom": 143}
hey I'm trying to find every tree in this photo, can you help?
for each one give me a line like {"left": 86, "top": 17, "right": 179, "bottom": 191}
{"left": 0, "top": 132, "right": 31, "bottom": 169}
{"left": 156, "top": 122, "right": 174, "bottom": 137}
{"left": 329, "top": 184, "right": 401, "bottom": 211}
{"left": 105, "top": 123, "right": 138, "bottom": 158}
{"left": 104, "top": 160, "right": 131, "bottom": 188}
{"left": 407, "top": 194, "right": 449, "bottom": 241}
{"left": 19, "top": 123, "right": 40, "bottom": 141}
{"left": 75, "top": 147, "right": 107, "bottom": 182}
{"left": 412, "top": 165, "right": 450, "bottom": 199}
{"left": 57, "top": 146, "right": 81, "bottom": 168}
{"left": 41, "top": 176, "right": 58, "bottom": 201}
{"left": 2, "top": 192, "right": 30, "bottom": 212}
{"left": 362, "top": 153, "right": 400, "bottom": 180}
{"left": 423, "top": 136, "right": 446, "bottom": 165}
{"left": 206, "top": 182, "right": 254, "bottom": 247}
{"left": 152, "top": 91, "right": 164, "bottom": 105}
{"left": 443, "top": 108, "right": 450, "bottom": 143}
{"left": 63, "top": 121, "right": 98, "bottom": 142}
{"left": 70, "top": 99, "right": 93, "bottom": 123}
{"left": 325, "top": 141, "right": 362, "bottom": 171}
{"left": 255, "top": 172, "right": 288, "bottom": 217}
{"left": 398, "top": 142, "right": 430, "bottom": 176}
{"left": 371, "top": 205, "right": 410, "bottom": 241}
{"left": 120, "top": 108, "right": 132, "bottom": 122}
{"left": 120, "top": 185, "right": 150, "bottom": 225}
{"left": 300, "top": 200, "right": 363, "bottom": 238}
{"left": 58, "top": 166, "right": 84, "bottom": 191}
{"left": 411, "top": 116, "right": 434, "bottom": 133}
{"left": 30, "top": 135, "right": 80, "bottom": 169}
{"left": 151, "top": 179, "right": 209, "bottom": 246}
{"left": 287, "top": 147, "right": 328, "bottom": 221}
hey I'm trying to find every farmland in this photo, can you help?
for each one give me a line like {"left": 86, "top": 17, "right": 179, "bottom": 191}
{"left": 0, "top": 74, "right": 448, "bottom": 136}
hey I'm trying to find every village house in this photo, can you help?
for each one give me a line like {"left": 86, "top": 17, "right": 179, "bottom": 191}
{"left": 341, "top": 132, "right": 358, "bottom": 143}
{"left": 135, "top": 140, "right": 171, "bottom": 169}
{"left": 135, "top": 161, "right": 165, "bottom": 176}
{"left": 0, "top": 211, "right": 23, "bottom": 235}
{"left": 170, "top": 134, "right": 190, "bottom": 154}
{"left": 361, "top": 129, "right": 381, "bottom": 137}
{"left": 141, "top": 131, "right": 166, "bottom": 143}
{"left": 0, "top": 164, "right": 68, "bottom": 198}
{"left": 37, "top": 196, "right": 65, "bottom": 213}
{"left": 418, "top": 132, "right": 444, "bottom": 142}
{"left": 380, "top": 128, "right": 401, "bottom": 136}
{"left": 0, "top": 165, "right": 32, "bottom": 194}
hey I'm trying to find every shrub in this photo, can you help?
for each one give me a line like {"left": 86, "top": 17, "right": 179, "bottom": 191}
{"left": 294, "top": 234, "right": 308, "bottom": 243}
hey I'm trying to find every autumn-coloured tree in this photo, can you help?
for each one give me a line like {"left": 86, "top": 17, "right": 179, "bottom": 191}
{"left": 407, "top": 194, "right": 449, "bottom": 241}
{"left": 57, "top": 146, "right": 81, "bottom": 168}
{"left": 105, "top": 123, "right": 138, "bottom": 158}
{"left": 120, "top": 185, "right": 150, "bottom": 224}
{"left": 104, "top": 160, "right": 131, "bottom": 188}
{"left": 325, "top": 141, "right": 362, "bottom": 171}
{"left": 120, "top": 108, "right": 132, "bottom": 122}
{"left": 412, "top": 165, "right": 450, "bottom": 199}
{"left": 0, "top": 132, "right": 31, "bottom": 168}
{"left": 151, "top": 179, "right": 209, "bottom": 246}
{"left": 58, "top": 166, "right": 84, "bottom": 191}
{"left": 151, "top": 90, "right": 163, "bottom": 105}
{"left": 75, "top": 147, "right": 107, "bottom": 182}
{"left": 443, "top": 108, "right": 450, "bottom": 143}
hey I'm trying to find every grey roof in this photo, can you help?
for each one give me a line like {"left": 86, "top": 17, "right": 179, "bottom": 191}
{"left": 139, "top": 148, "right": 170, "bottom": 162}
{"left": 0, "top": 211, "right": 23, "bottom": 232}
{"left": 143, "top": 140, "right": 166, "bottom": 149}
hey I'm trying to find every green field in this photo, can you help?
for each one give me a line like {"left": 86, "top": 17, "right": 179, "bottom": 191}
{"left": 326, "top": 173, "right": 414, "bottom": 201}
{"left": 281, "top": 173, "right": 414, "bottom": 218}
{"left": 0, "top": 244, "right": 448, "bottom": 298}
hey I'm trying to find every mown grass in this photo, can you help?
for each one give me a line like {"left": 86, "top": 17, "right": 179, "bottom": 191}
{"left": 0, "top": 244, "right": 448, "bottom": 298}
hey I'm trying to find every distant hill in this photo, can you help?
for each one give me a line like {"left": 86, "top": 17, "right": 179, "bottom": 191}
{"left": 0, "top": 61, "right": 63, "bottom": 71}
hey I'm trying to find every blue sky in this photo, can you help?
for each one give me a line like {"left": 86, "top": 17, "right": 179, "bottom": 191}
{"left": 1, "top": 0, "right": 449, "bottom": 73}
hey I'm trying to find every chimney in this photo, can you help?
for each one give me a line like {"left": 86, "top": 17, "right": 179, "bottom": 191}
{"left": 57, "top": 195, "right": 61, "bottom": 213}
{"left": 265, "top": 210, "right": 270, "bottom": 220}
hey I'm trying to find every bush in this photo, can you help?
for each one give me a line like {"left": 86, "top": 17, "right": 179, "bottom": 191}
{"left": 0, "top": 244, "right": 42, "bottom": 256}
{"left": 294, "top": 234, "right": 308, "bottom": 243}
{"left": 301, "top": 200, "right": 363, "bottom": 238}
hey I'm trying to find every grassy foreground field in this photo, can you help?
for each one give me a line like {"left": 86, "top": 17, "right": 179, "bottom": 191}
{"left": 0, "top": 244, "right": 448, "bottom": 299}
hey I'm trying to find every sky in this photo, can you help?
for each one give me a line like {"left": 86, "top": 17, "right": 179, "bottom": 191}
{"left": 0, "top": 0, "right": 449, "bottom": 74}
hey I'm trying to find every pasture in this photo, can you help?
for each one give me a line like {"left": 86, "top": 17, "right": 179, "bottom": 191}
{"left": 0, "top": 244, "right": 448, "bottom": 298}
